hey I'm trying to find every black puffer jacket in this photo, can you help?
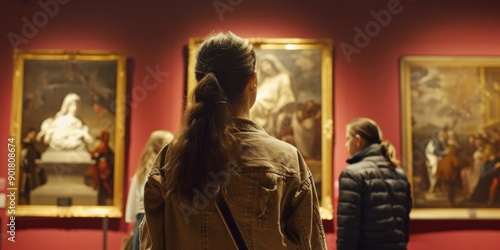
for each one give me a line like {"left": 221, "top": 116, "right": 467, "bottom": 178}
{"left": 337, "top": 144, "right": 412, "bottom": 250}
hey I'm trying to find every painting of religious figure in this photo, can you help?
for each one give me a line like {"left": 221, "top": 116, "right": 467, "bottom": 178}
{"left": 188, "top": 38, "right": 334, "bottom": 219}
{"left": 401, "top": 56, "right": 500, "bottom": 219}
{"left": 10, "top": 50, "right": 126, "bottom": 217}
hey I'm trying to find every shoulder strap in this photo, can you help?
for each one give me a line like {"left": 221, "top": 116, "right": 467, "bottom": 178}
{"left": 154, "top": 143, "right": 248, "bottom": 249}
{"left": 150, "top": 143, "right": 169, "bottom": 178}
{"left": 215, "top": 193, "right": 249, "bottom": 250}
{"left": 159, "top": 143, "right": 169, "bottom": 167}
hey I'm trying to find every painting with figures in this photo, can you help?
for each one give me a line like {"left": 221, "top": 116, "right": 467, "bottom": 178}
{"left": 10, "top": 50, "right": 126, "bottom": 217}
{"left": 401, "top": 56, "right": 500, "bottom": 219}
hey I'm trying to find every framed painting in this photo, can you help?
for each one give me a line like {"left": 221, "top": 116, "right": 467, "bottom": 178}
{"left": 188, "top": 38, "right": 334, "bottom": 219}
{"left": 9, "top": 50, "right": 126, "bottom": 217}
{"left": 401, "top": 56, "right": 500, "bottom": 219}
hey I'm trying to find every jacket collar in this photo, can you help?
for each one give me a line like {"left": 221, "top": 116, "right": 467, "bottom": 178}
{"left": 346, "top": 143, "right": 382, "bottom": 164}
{"left": 233, "top": 117, "right": 267, "bottom": 134}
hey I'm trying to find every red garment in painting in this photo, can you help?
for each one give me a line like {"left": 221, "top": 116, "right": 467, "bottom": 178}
{"left": 89, "top": 130, "right": 114, "bottom": 205}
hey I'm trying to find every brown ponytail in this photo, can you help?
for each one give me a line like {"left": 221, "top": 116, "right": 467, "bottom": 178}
{"left": 380, "top": 140, "right": 400, "bottom": 167}
{"left": 165, "top": 32, "right": 256, "bottom": 201}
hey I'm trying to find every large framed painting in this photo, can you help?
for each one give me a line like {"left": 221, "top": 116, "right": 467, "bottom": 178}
{"left": 188, "top": 38, "right": 334, "bottom": 219}
{"left": 401, "top": 56, "right": 500, "bottom": 219}
{"left": 9, "top": 50, "right": 126, "bottom": 217}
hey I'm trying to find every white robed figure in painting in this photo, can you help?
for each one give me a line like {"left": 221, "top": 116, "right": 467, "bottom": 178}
{"left": 37, "top": 93, "right": 94, "bottom": 152}
{"left": 250, "top": 54, "right": 295, "bottom": 137}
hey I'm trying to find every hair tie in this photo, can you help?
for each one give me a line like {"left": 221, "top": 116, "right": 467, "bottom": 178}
{"left": 216, "top": 100, "right": 227, "bottom": 104}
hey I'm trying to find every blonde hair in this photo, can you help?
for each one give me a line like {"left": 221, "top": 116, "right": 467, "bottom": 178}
{"left": 135, "top": 130, "right": 174, "bottom": 183}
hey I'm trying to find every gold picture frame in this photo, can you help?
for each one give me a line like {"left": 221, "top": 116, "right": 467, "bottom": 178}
{"left": 401, "top": 56, "right": 500, "bottom": 219}
{"left": 188, "top": 38, "right": 334, "bottom": 219}
{"left": 9, "top": 50, "right": 126, "bottom": 217}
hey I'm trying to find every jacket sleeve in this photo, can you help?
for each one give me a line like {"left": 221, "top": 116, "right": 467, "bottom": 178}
{"left": 139, "top": 175, "right": 164, "bottom": 250}
{"left": 336, "top": 169, "right": 363, "bottom": 250}
{"left": 139, "top": 146, "right": 168, "bottom": 250}
{"left": 285, "top": 151, "right": 327, "bottom": 250}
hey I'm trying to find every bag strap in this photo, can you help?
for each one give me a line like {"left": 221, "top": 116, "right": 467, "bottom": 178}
{"left": 156, "top": 144, "right": 248, "bottom": 249}
{"left": 215, "top": 192, "right": 249, "bottom": 250}
{"left": 159, "top": 143, "right": 169, "bottom": 167}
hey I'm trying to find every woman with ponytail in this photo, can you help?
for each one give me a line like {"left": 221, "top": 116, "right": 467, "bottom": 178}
{"left": 337, "top": 118, "right": 412, "bottom": 250}
{"left": 140, "top": 32, "right": 326, "bottom": 250}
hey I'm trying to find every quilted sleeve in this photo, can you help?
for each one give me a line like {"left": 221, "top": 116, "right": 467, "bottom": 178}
{"left": 336, "top": 169, "right": 363, "bottom": 250}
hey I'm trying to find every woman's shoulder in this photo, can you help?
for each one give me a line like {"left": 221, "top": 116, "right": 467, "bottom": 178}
{"left": 343, "top": 156, "right": 396, "bottom": 175}
{"left": 257, "top": 132, "right": 298, "bottom": 155}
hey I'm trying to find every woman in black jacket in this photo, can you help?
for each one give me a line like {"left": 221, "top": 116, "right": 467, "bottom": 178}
{"left": 337, "top": 118, "right": 412, "bottom": 250}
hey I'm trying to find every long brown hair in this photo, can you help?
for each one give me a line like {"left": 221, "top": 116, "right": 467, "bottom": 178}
{"left": 347, "top": 117, "right": 400, "bottom": 166}
{"left": 165, "top": 32, "right": 256, "bottom": 200}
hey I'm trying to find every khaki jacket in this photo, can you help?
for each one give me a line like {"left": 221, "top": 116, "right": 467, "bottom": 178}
{"left": 140, "top": 118, "right": 326, "bottom": 249}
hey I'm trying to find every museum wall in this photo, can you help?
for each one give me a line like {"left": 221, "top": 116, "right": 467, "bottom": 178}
{"left": 1, "top": 0, "right": 500, "bottom": 249}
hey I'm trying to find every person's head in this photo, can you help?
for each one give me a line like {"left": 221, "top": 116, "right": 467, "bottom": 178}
{"left": 58, "top": 93, "right": 81, "bottom": 116}
{"left": 260, "top": 59, "right": 277, "bottom": 75}
{"left": 345, "top": 117, "right": 400, "bottom": 166}
{"left": 98, "top": 130, "right": 110, "bottom": 143}
{"left": 24, "top": 127, "right": 37, "bottom": 142}
{"left": 136, "top": 130, "right": 174, "bottom": 181}
{"left": 475, "top": 135, "right": 486, "bottom": 149}
{"left": 467, "top": 134, "right": 476, "bottom": 145}
{"left": 166, "top": 31, "right": 256, "bottom": 200}
{"left": 437, "top": 130, "right": 448, "bottom": 143}
{"left": 148, "top": 130, "right": 174, "bottom": 154}
{"left": 194, "top": 31, "right": 256, "bottom": 114}
{"left": 258, "top": 54, "right": 288, "bottom": 78}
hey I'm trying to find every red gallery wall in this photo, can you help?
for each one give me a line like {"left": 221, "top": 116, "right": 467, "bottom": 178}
{"left": 1, "top": 0, "right": 500, "bottom": 249}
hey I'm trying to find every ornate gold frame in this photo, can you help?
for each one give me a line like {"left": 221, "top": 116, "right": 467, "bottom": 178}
{"left": 401, "top": 56, "right": 500, "bottom": 219}
{"left": 188, "top": 38, "right": 334, "bottom": 219}
{"left": 10, "top": 50, "right": 126, "bottom": 217}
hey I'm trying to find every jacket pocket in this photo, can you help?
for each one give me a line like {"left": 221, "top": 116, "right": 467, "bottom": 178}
{"left": 257, "top": 185, "right": 277, "bottom": 219}
{"left": 255, "top": 173, "right": 285, "bottom": 228}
